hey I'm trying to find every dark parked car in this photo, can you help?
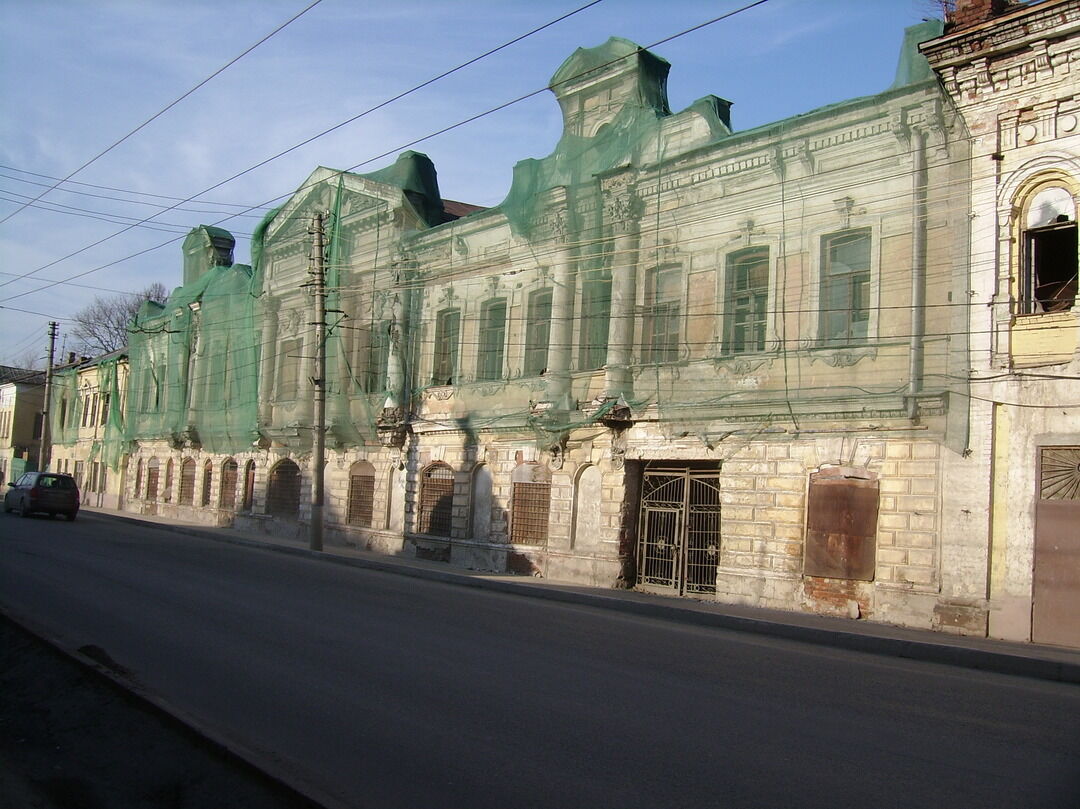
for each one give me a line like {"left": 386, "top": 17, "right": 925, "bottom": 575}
{"left": 4, "top": 472, "right": 80, "bottom": 520}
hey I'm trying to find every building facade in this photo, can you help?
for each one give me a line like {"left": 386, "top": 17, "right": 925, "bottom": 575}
{"left": 84, "top": 14, "right": 1077, "bottom": 645}
{"left": 0, "top": 366, "right": 44, "bottom": 487}
{"left": 922, "top": 0, "right": 1080, "bottom": 647}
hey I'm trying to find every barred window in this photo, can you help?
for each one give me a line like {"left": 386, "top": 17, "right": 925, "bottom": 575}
{"left": 417, "top": 463, "right": 454, "bottom": 537}
{"left": 179, "top": 458, "right": 196, "bottom": 506}
{"left": 347, "top": 460, "right": 376, "bottom": 527}
{"left": 266, "top": 459, "right": 301, "bottom": 520}
{"left": 145, "top": 458, "right": 159, "bottom": 500}
{"left": 510, "top": 463, "right": 551, "bottom": 546}
{"left": 220, "top": 459, "right": 238, "bottom": 510}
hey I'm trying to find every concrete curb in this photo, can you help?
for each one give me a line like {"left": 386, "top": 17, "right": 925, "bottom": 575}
{"left": 91, "top": 509, "right": 1080, "bottom": 685}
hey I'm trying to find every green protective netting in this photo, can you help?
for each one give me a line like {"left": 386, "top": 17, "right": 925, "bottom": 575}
{"left": 405, "top": 22, "right": 969, "bottom": 452}
{"left": 126, "top": 260, "right": 260, "bottom": 454}
{"left": 115, "top": 21, "right": 970, "bottom": 458}
{"left": 49, "top": 354, "right": 127, "bottom": 470}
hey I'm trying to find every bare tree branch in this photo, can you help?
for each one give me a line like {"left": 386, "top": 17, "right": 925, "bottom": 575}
{"left": 71, "top": 282, "right": 168, "bottom": 356}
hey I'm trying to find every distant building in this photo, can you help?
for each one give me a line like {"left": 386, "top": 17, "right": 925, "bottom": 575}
{"left": 0, "top": 366, "right": 45, "bottom": 486}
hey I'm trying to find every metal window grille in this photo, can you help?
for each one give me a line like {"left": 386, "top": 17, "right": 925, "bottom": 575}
{"left": 220, "top": 460, "right": 238, "bottom": 510}
{"left": 418, "top": 464, "right": 454, "bottom": 536}
{"left": 510, "top": 481, "right": 550, "bottom": 546}
{"left": 266, "top": 460, "right": 301, "bottom": 520}
{"left": 201, "top": 462, "right": 213, "bottom": 507}
{"left": 347, "top": 472, "right": 375, "bottom": 527}
{"left": 179, "top": 459, "right": 196, "bottom": 505}
{"left": 145, "top": 460, "right": 159, "bottom": 500}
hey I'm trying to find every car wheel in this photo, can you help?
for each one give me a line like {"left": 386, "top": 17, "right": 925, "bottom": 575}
{"left": 66, "top": 511, "right": 78, "bottom": 521}
{"left": 2, "top": 500, "right": 10, "bottom": 514}
{"left": 20, "top": 499, "right": 33, "bottom": 518}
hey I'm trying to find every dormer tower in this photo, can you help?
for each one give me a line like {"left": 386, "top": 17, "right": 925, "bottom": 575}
{"left": 549, "top": 37, "right": 672, "bottom": 138}
{"left": 182, "top": 225, "right": 235, "bottom": 286}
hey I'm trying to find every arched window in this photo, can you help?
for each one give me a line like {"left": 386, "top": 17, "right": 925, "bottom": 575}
{"left": 179, "top": 458, "right": 196, "bottom": 505}
{"left": 163, "top": 459, "right": 174, "bottom": 502}
{"left": 220, "top": 459, "right": 238, "bottom": 511}
{"left": 201, "top": 460, "right": 213, "bottom": 507}
{"left": 510, "top": 463, "right": 551, "bottom": 546}
{"left": 417, "top": 462, "right": 454, "bottom": 536}
{"left": 1019, "top": 183, "right": 1077, "bottom": 314}
{"left": 145, "top": 458, "right": 160, "bottom": 500}
{"left": 266, "top": 459, "right": 301, "bottom": 520}
{"left": 242, "top": 460, "right": 256, "bottom": 512}
{"left": 347, "top": 460, "right": 376, "bottom": 527}
{"left": 571, "top": 465, "right": 602, "bottom": 550}
{"left": 134, "top": 459, "right": 143, "bottom": 498}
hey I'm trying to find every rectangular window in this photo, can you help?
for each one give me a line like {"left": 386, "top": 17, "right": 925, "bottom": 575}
{"left": 820, "top": 229, "right": 871, "bottom": 344}
{"left": 100, "top": 393, "right": 110, "bottom": 425}
{"left": 724, "top": 248, "right": 769, "bottom": 354}
{"left": 644, "top": 265, "right": 681, "bottom": 363}
{"left": 277, "top": 339, "right": 302, "bottom": 400}
{"left": 1023, "top": 222, "right": 1078, "bottom": 314}
{"left": 477, "top": 300, "right": 507, "bottom": 381}
{"left": 578, "top": 271, "right": 611, "bottom": 371}
{"left": 432, "top": 309, "right": 460, "bottom": 385}
{"left": 524, "top": 289, "right": 552, "bottom": 377}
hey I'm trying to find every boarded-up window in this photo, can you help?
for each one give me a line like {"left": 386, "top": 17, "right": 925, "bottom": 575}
{"left": 179, "top": 458, "right": 196, "bottom": 505}
{"left": 418, "top": 463, "right": 454, "bottom": 536}
{"left": 201, "top": 460, "right": 213, "bottom": 507}
{"left": 804, "top": 468, "right": 879, "bottom": 581}
{"left": 510, "top": 463, "right": 551, "bottom": 546}
{"left": 220, "top": 459, "right": 238, "bottom": 510}
{"left": 266, "top": 459, "right": 301, "bottom": 520}
{"left": 347, "top": 460, "right": 376, "bottom": 527}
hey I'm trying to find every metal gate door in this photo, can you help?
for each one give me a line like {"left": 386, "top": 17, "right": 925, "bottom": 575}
{"left": 637, "top": 468, "right": 721, "bottom": 595}
{"left": 1032, "top": 446, "right": 1080, "bottom": 648}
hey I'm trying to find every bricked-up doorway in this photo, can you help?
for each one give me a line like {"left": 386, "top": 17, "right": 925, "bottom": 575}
{"left": 803, "top": 467, "right": 879, "bottom": 581}
{"left": 1032, "top": 446, "right": 1080, "bottom": 648}
{"left": 636, "top": 463, "right": 722, "bottom": 596}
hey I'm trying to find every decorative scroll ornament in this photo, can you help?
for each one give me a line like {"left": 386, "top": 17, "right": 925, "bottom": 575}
{"left": 807, "top": 346, "right": 878, "bottom": 368}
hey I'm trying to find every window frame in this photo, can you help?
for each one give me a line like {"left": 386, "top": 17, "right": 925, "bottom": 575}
{"left": 477, "top": 299, "right": 507, "bottom": 381}
{"left": 642, "top": 264, "right": 682, "bottom": 364}
{"left": 723, "top": 246, "right": 770, "bottom": 355}
{"left": 432, "top": 308, "right": 461, "bottom": 385}
{"left": 524, "top": 287, "right": 553, "bottom": 377}
{"left": 818, "top": 227, "right": 873, "bottom": 345}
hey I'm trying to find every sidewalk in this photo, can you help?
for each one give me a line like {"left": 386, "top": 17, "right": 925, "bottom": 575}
{"left": 82, "top": 505, "right": 1080, "bottom": 684}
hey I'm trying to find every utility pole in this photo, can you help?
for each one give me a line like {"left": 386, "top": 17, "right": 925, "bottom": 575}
{"left": 308, "top": 213, "right": 327, "bottom": 552}
{"left": 40, "top": 321, "right": 58, "bottom": 472}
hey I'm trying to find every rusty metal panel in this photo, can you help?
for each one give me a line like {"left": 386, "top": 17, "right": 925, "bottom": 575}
{"left": 1033, "top": 446, "right": 1080, "bottom": 648}
{"left": 804, "top": 472, "right": 878, "bottom": 581}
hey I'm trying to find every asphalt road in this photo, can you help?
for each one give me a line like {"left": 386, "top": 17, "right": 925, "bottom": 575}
{"left": 2, "top": 510, "right": 1078, "bottom": 809}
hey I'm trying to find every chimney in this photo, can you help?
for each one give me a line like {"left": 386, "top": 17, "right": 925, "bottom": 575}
{"left": 948, "top": 0, "right": 1012, "bottom": 30}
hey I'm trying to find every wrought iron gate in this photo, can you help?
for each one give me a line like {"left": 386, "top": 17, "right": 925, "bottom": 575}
{"left": 637, "top": 467, "right": 722, "bottom": 595}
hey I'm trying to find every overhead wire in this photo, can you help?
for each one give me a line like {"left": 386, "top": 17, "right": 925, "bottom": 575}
{"left": 0, "top": 0, "right": 327, "bottom": 228}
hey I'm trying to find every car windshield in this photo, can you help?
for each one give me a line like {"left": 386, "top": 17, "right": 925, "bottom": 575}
{"left": 37, "top": 475, "right": 75, "bottom": 489}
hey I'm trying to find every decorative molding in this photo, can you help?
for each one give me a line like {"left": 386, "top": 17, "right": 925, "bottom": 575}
{"left": 806, "top": 345, "right": 879, "bottom": 368}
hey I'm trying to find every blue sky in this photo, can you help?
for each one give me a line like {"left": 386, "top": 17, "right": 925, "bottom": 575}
{"left": 0, "top": 0, "right": 938, "bottom": 365}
